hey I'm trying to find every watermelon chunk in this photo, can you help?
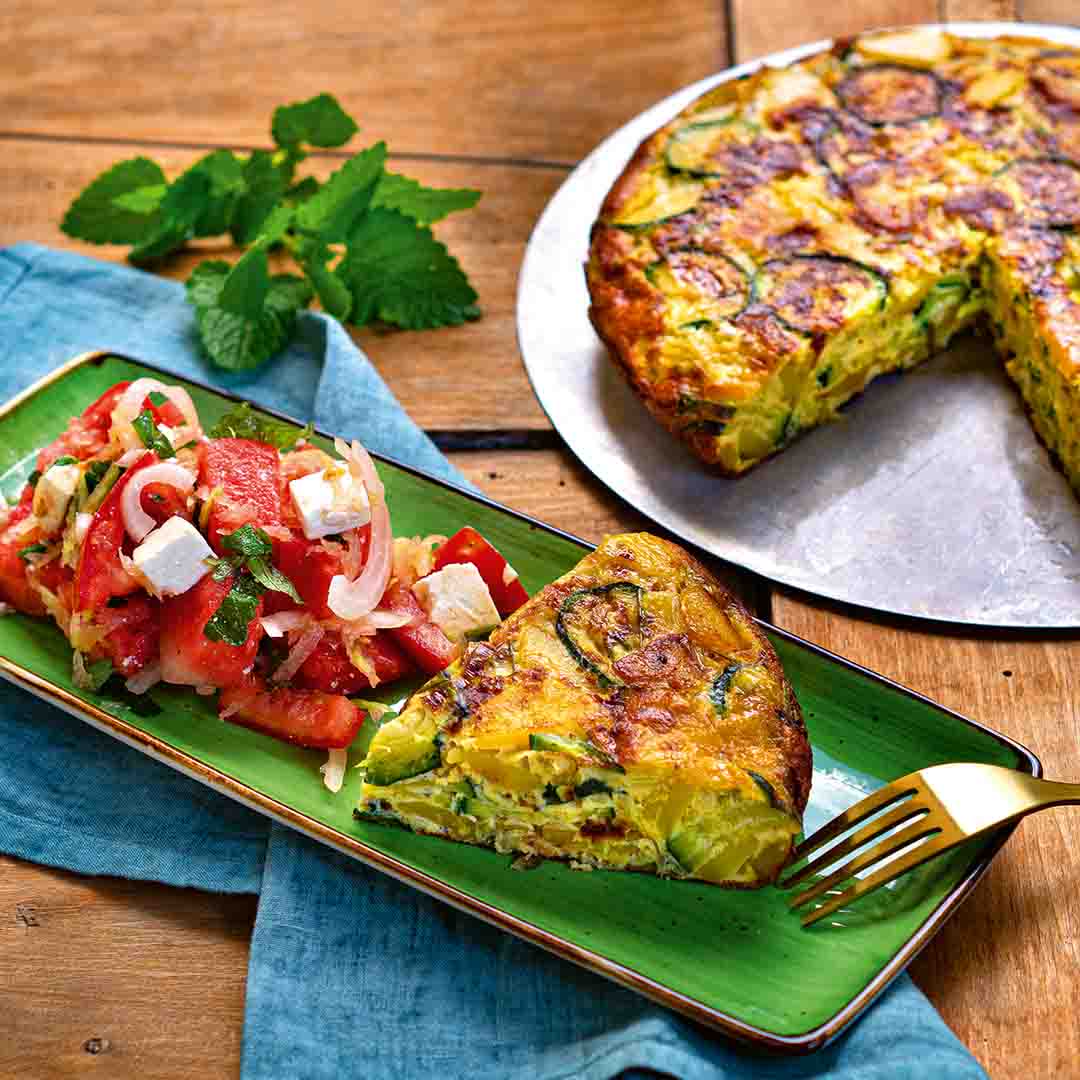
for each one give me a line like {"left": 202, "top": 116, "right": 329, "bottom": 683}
{"left": 0, "top": 489, "right": 46, "bottom": 615}
{"left": 201, "top": 438, "right": 282, "bottom": 553}
{"left": 294, "top": 631, "right": 412, "bottom": 695}
{"left": 160, "top": 573, "right": 262, "bottom": 687}
{"left": 219, "top": 678, "right": 363, "bottom": 749}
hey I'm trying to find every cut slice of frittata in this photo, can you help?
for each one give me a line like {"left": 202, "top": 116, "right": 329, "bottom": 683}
{"left": 357, "top": 533, "right": 811, "bottom": 887}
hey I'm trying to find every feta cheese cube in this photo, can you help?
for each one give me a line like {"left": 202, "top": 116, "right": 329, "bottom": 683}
{"left": 411, "top": 562, "right": 501, "bottom": 643}
{"left": 289, "top": 466, "right": 371, "bottom": 541}
{"left": 32, "top": 462, "right": 81, "bottom": 533}
{"left": 132, "top": 517, "right": 214, "bottom": 597}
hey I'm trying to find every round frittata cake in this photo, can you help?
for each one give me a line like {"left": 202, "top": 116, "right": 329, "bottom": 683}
{"left": 586, "top": 27, "right": 1080, "bottom": 491}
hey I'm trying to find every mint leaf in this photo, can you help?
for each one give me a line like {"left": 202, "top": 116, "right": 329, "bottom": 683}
{"left": 203, "top": 573, "right": 264, "bottom": 646}
{"left": 206, "top": 555, "right": 243, "bottom": 582}
{"left": 18, "top": 543, "right": 49, "bottom": 561}
{"left": 188, "top": 150, "right": 246, "bottom": 237}
{"left": 272, "top": 93, "right": 358, "bottom": 149}
{"left": 219, "top": 245, "right": 270, "bottom": 320}
{"left": 129, "top": 168, "right": 212, "bottom": 263}
{"left": 147, "top": 391, "right": 168, "bottom": 407}
{"left": 222, "top": 524, "right": 273, "bottom": 558}
{"left": 187, "top": 260, "right": 314, "bottom": 370}
{"left": 372, "top": 173, "right": 481, "bottom": 226}
{"left": 206, "top": 402, "right": 313, "bottom": 449}
{"left": 61, "top": 157, "right": 167, "bottom": 245}
{"left": 112, "top": 183, "right": 168, "bottom": 215}
{"left": 294, "top": 142, "right": 386, "bottom": 242}
{"left": 297, "top": 238, "right": 352, "bottom": 321}
{"left": 232, "top": 150, "right": 292, "bottom": 245}
{"left": 85, "top": 658, "right": 115, "bottom": 691}
{"left": 338, "top": 208, "right": 480, "bottom": 329}
{"left": 132, "top": 409, "right": 176, "bottom": 459}
{"left": 285, "top": 177, "right": 320, "bottom": 206}
{"left": 247, "top": 556, "right": 302, "bottom": 602}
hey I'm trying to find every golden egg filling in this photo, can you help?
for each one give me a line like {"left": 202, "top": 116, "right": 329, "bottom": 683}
{"left": 586, "top": 28, "right": 1080, "bottom": 491}
{"left": 357, "top": 533, "right": 811, "bottom": 887}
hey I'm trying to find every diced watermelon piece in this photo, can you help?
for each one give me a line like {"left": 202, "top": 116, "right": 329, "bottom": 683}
{"left": 95, "top": 594, "right": 160, "bottom": 676}
{"left": 269, "top": 528, "right": 369, "bottom": 620}
{"left": 294, "top": 631, "right": 412, "bottom": 695}
{"left": 159, "top": 573, "right": 262, "bottom": 687}
{"left": 201, "top": 439, "right": 282, "bottom": 554}
{"left": 219, "top": 678, "right": 363, "bottom": 749}
{"left": 433, "top": 526, "right": 529, "bottom": 616}
{"left": 0, "top": 491, "right": 46, "bottom": 615}
{"left": 37, "top": 381, "right": 129, "bottom": 470}
{"left": 381, "top": 581, "right": 458, "bottom": 676}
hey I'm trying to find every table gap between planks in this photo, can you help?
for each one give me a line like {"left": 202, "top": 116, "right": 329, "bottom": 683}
{"left": 0, "top": 1, "right": 1077, "bottom": 1077}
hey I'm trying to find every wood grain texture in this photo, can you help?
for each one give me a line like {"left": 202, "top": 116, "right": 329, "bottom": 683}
{"left": 0, "top": 0, "right": 725, "bottom": 164}
{"left": 0, "top": 854, "right": 256, "bottom": 1079}
{"left": 770, "top": 594, "right": 1080, "bottom": 1079}
{"left": 1020, "top": 0, "right": 1080, "bottom": 26}
{"left": 0, "top": 137, "right": 562, "bottom": 430}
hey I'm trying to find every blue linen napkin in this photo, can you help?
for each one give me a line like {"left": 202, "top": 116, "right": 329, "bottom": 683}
{"left": 0, "top": 242, "right": 986, "bottom": 1079}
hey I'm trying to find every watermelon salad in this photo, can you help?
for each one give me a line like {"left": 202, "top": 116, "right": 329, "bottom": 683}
{"left": 0, "top": 378, "right": 530, "bottom": 791}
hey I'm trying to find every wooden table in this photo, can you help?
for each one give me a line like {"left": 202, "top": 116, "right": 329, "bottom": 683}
{"left": 1, "top": 1, "right": 1078, "bottom": 1075}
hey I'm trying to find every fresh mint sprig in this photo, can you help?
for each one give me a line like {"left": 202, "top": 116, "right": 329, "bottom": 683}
{"left": 61, "top": 93, "right": 482, "bottom": 371}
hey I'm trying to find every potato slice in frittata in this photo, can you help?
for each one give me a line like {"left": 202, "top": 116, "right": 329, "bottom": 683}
{"left": 357, "top": 533, "right": 811, "bottom": 888}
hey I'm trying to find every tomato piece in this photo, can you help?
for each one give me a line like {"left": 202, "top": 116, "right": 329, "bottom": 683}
{"left": 37, "top": 381, "right": 129, "bottom": 470}
{"left": 0, "top": 494, "right": 46, "bottom": 615}
{"left": 268, "top": 528, "right": 369, "bottom": 619}
{"left": 381, "top": 581, "right": 458, "bottom": 676}
{"left": 74, "top": 452, "right": 157, "bottom": 613}
{"left": 95, "top": 594, "right": 160, "bottom": 676}
{"left": 433, "top": 527, "right": 529, "bottom": 615}
{"left": 159, "top": 573, "right": 262, "bottom": 687}
{"left": 219, "top": 678, "right": 363, "bottom": 749}
{"left": 294, "top": 631, "right": 412, "bottom": 695}
{"left": 201, "top": 438, "right": 283, "bottom": 554}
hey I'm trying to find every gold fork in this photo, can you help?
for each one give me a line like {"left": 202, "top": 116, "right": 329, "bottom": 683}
{"left": 781, "top": 762, "right": 1080, "bottom": 928}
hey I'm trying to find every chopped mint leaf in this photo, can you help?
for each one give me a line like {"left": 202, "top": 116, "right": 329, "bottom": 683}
{"left": 219, "top": 245, "right": 270, "bottom": 321}
{"left": 99, "top": 674, "right": 163, "bottom": 716}
{"left": 206, "top": 401, "right": 313, "bottom": 449}
{"left": 61, "top": 157, "right": 167, "bottom": 245}
{"left": 247, "top": 556, "right": 302, "bottom": 603}
{"left": 206, "top": 555, "right": 243, "bottom": 582}
{"left": 204, "top": 573, "right": 264, "bottom": 646}
{"left": 222, "top": 524, "right": 273, "bottom": 559}
{"left": 338, "top": 208, "right": 480, "bottom": 329}
{"left": 26, "top": 470, "right": 41, "bottom": 488}
{"left": 84, "top": 657, "right": 115, "bottom": 692}
{"left": 294, "top": 142, "right": 386, "bottom": 242}
{"left": 50, "top": 455, "right": 79, "bottom": 467}
{"left": 187, "top": 260, "right": 313, "bottom": 370}
{"left": 272, "top": 93, "right": 358, "bottom": 149}
{"left": 132, "top": 408, "right": 176, "bottom": 459}
{"left": 372, "top": 173, "right": 481, "bottom": 226}
{"left": 147, "top": 391, "right": 168, "bottom": 407}
{"left": 83, "top": 459, "right": 112, "bottom": 495}
{"left": 18, "top": 543, "right": 49, "bottom": 561}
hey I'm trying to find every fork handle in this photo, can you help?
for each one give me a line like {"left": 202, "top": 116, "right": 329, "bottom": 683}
{"left": 1030, "top": 777, "right": 1080, "bottom": 808}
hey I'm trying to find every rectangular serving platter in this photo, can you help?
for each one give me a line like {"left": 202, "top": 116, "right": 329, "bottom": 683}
{"left": 0, "top": 352, "right": 1040, "bottom": 1053}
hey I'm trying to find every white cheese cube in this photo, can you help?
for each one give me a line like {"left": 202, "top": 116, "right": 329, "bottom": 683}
{"left": 289, "top": 466, "right": 371, "bottom": 541}
{"left": 411, "top": 562, "right": 501, "bottom": 643}
{"left": 132, "top": 516, "right": 214, "bottom": 597}
{"left": 32, "top": 463, "right": 81, "bottom": 533}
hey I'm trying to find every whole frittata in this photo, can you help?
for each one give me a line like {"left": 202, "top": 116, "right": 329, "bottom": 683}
{"left": 586, "top": 27, "right": 1080, "bottom": 490}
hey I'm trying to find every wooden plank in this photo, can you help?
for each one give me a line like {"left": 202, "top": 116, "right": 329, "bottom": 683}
{"left": 1020, "top": 0, "right": 1080, "bottom": 25}
{"left": 730, "top": 0, "right": 938, "bottom": 62}
{"left": 0, "top": 0, "right": 725, "bottom": 164}
{"left": 943, "top": 0, "right": 1018, "bottom": 18}
{"left": 0, "top": 854, "right": 255, "bottom": 1079}
{"left": 770, "top": 593, "right": 1080, "bottom": 1080}
{"left": 0, "top": 137, "right": 562, "bottom": 430}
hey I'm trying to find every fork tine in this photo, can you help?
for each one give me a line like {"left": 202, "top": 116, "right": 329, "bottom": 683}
{"left": 788, "top": 816, "right": 941, "bottom": 912}
{"left": 799, "top": 833, "right": 951, "bottom": 928}
{"left": 784, "top": 777, "right": 919, "bottom": 869}
{"left": 780, "top": 798, "right": 929, "bottom": 890}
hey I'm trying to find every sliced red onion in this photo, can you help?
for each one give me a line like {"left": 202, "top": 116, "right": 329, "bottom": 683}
{"left": 320, "top": 748, "right": 348, "bottom": 793}
{"left": 111, "top": 378, "right": 203, "bottom": 450}
{"left": 326, "top": 438, "right": 392, "bottom": 621}
{"left": 259, "top": 523, "right": 294, "bottom": 541}
{"left": 125, "top": 663, "right": 162, "bottom": 695}
{"left": 272, "top": 624, "right": 325, "bottom": 684}
{"left": 74, "top": 512, "right": 93, "bottom": 544}
{"left": 117, "top": 448, "right": 148, "bottom": 468}
{"left": 366, "top": 609, "right": 422, "bottom": 629}
{"left": 121, "top": 462, "right": 197, "bottom": 543}
{"left": 260, "top": 611, "right": 309, "bottom": 639}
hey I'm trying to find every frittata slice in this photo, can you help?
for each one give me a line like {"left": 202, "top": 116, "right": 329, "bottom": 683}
{"left": 357, "top": 533, "right": 811, "bottom": 887}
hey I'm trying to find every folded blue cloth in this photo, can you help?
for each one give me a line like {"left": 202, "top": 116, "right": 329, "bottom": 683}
{"left": 0, "top": 243, "right": 986, "bottom": 1079}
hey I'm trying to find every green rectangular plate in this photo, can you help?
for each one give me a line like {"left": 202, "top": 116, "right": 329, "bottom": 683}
{"left": 0, "top": 353, "right": 1040, "bottom": 1053}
